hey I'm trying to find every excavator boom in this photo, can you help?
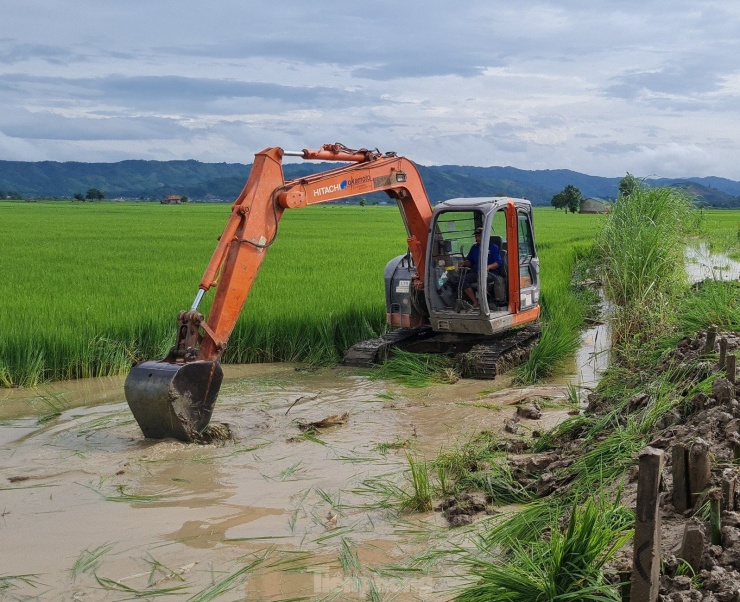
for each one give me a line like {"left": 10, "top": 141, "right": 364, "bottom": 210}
{"left": 125, "top": 143, "right": 435, "bottom": 441}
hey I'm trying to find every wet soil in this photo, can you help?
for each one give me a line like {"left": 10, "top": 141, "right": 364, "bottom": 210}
{"left": 0, "top": 363, "right": 577, "bottom": 601}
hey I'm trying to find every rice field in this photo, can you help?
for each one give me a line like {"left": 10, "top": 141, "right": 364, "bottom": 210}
{"left": 0, "top": 200, "right": 625, "bottom": 387}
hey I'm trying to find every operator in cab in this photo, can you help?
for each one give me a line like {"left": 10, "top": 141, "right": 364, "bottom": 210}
{"left": 460, "top": 227, "right": 503, "bottom": 309}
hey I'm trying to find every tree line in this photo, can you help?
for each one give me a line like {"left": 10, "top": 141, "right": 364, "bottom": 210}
{"left": 73, "top": 188, "right": 105, "bottom": 201}
{"left": 550, "top": 174, "right": 638, "bottom": 213}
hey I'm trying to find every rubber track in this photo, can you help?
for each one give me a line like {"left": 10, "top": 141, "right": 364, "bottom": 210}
{"left": 457, "top": 324, "right": 541, "bottom": 379}
{"left": 341, "top": 328, "right": 433, "bottom": 368}
{"left": 343, "top": 324, "right": 541, "bottom": 380}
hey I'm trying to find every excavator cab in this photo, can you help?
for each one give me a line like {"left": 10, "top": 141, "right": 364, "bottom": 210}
{"left": 384, "top": 197, "right": 540, "bottom": 336}
{"left": 425, "top": 198, "right": 539, "bottom": 332}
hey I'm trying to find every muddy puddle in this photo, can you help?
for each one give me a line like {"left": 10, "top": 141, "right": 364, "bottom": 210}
{"left": 0, "top": 361, "right": 586, "bottom": 601}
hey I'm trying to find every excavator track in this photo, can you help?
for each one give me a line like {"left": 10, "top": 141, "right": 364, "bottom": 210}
{"left": 342, "top": 327, "right": 438, "bottom": 368}
{"left": 455, "top": 324, "right": 541, "bottom": 379}
{"left": 342, "top": 323, "right": 541, "bottom": 379}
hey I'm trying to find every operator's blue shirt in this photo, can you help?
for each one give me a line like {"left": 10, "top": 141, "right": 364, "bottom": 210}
{"left": 467, "top": 242, "right": 503, "bottom": 276}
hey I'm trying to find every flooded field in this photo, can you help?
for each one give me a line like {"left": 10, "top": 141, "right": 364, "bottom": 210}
{"left": 686, "top": 242, "right": 740, "bottom": 282}
{"left": 0, "top": 362, "right": 581, "bottom": 601}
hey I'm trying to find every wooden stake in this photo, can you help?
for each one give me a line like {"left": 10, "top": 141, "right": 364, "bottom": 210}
{"left": 678, "top": 521, "right": 705, "bottom": 573}
{"left": 672, "top": 443, "right": 689, "bottom": 512}
{"left": 722, "top": 470, "right": 736, "bottom": 512}
{"left": 709, "top": 489, "right": 722, "bottom": 546}
{"left": 688, "top": 439, "right": 711, "bottom": 506}
{"left": 704, "top": 325, "right": 718, "bottom": 354}
{"left": 727, "top": 354, "right": 737, "bottom": 386}
{"left": 631, "top": 447, "right": 664, "bottom": 602}
{"left": 719, "top": 337, "right": 728, "bottom": 370}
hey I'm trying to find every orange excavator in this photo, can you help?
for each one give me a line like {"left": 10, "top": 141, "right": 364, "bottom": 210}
{"left": 124, "top": 143, "right": 541, "bottom": 441}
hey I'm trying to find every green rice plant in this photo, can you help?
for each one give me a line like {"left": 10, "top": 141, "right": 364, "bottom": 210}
{"left": 71, "top": 542, "right": 114, "bottom": 580}
{"left": 349, "top": 454, "right": 433, "bottom": 514}
{"left": 370, "top": 350, "right": 459, "bottom": 387}
{"left": 144, "top": 555, "right": 188, "bottom": 587}
{"left": 338, "top": 537, "right": 362, "bottom": 577}
{"left": 518, "top": 309, "right": 582, "bottom": 382}
{"left": 94, "top": 575, "right": 190, "bottom": 598}
{"left": 2, "top": 203, "right": 610, "bottom": 386}
{"left": 35, "top": 392, "right": 68, "bottom": 424}
{"left": 532, "top": 413, "right": 595, "bottom": 452}
{"left": 433, "top": 431, "right": 531, "bottom": 504}
{"left": 455, "top": 498, "right": 633, "bottom": 602}
{"left": 0, "top": 574, "right": 41, "bottom": 592}
{"left": 404, "top": 453, "right": 433, "bottom": 512}
{"left": 186, "top": 552, "right": 270, "bottom": 602}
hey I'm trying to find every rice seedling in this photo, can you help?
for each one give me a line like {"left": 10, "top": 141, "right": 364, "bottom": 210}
{"left": 0, "top": 574, "right": 41, "bottom": 592}
{"left": 348, "top": 455, "right": 434, "bottom": 514}
{"left": 186, "top": 551, "right": 271, "bottom": 602}
{"left": 143, "top": 556, "right": 189, "bottom": 587}
{"left": 455, "top": 498, "right": 633, "bottom": 601}
{"left": 34, "top": 392, "right": 68, "bottom": 425}
{"left": 369, "top": 350, "right": 459, "bottom": 387}
{"left": 403, "top": 454, "right": 433, "bottom": 512}
{"left": 94, "top": 574, "right": 190, "bottom": 598}
{"left": 84, "top": 482, "right": 168, "bottom": 503}
{"left": 372, "top": 439, "right": 411, "bottom": 455}
{"left": 71, "top": 542, "right": 114, "bottom": 580}
{"left": 338, "top": 537, "right": 362, "bottom": 577}
{"left": 278, "top": 461, "right": 307, "bottom": 481}
{"left": 433, "top": 431, "right": 530, "bottom": 504}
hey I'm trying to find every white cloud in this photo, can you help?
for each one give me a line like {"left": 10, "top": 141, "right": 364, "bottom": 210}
{"left": 0, "top": 1, "right": 739, "bottom": 178}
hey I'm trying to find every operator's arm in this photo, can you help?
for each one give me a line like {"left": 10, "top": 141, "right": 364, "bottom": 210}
{"left": 487, "top": 245, "right": 503, "bottom": 273}
{"left": 461, "top": 244, "right": 478, "bottom": 268}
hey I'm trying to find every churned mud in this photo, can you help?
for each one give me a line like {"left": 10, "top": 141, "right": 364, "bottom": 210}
{"left": 0, "top": 361, "right": 582, "bottom": 601}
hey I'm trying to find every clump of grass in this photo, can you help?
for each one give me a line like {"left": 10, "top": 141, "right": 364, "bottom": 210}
{"left": 351, "top": 454, "right": 434, "bottom": 514}
{"left": 597, "top": 183, "right": 694, "bottom": 348}
{"left": 518, "top": 309, "right": 581, "bottom": 382}
{"left": 434, "top": 431, "right": 532, "bottom": 504}
{"left": 370, "top": 350, "right": 459, "bottom": 387}
{"left": 680, "top": 280, "right": 740, "bottom": 332}
{"left": 455, "top": 498, "right": 633, "bottom": 602}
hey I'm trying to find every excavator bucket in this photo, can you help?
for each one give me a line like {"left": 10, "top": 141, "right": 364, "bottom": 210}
{"left": 124, "top": 360, "right": 223, "bottom": 442}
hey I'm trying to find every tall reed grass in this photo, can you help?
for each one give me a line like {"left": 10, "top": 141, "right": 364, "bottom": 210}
{"left": 597, "top": 184, "right": 694, "bottom": 347}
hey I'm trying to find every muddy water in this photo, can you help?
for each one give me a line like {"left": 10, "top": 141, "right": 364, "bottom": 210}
{"left": 0, "top": 363, "right": 577, "bottom": 601}
{"left": 686, "top": 242, "right": 740, "bottom": 282}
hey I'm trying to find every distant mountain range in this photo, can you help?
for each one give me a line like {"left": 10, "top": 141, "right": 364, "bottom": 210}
{"left": 1, "top": 159, "right": 739, "bottom": 208}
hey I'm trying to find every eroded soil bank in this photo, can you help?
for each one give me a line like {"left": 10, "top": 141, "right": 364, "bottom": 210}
{"left": 0, "top": 363, "right": 578, "bottom": 601}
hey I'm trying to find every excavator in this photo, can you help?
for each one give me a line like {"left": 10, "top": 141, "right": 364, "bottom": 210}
{"left": 124, "top": 143, "right": 541, "bottom": 441}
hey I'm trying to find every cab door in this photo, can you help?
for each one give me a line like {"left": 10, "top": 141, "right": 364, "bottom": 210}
{"left": 516, "top": 207, "right": 539, "bottom": 311}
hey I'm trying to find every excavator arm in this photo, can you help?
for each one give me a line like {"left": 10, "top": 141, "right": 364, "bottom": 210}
{"left": 124, "top": 143, "right": 433, "bottom": 441}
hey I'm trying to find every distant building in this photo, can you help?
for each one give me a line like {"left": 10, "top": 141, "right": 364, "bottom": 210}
{"left": 580, "top": 198, "right": 611, "bottom": 214}
{"left": 161, "top": 195, "right": 182, "bottom": 204}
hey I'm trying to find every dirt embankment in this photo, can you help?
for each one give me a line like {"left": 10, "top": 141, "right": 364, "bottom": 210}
{"left": 438, "top": 329, "right": 740, "bottom": 601}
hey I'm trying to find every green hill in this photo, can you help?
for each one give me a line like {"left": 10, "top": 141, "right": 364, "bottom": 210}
{"left": 1, "top": 159, "right": 738, "bottom": 207}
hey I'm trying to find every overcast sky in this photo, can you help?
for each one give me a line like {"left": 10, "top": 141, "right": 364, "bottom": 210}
{"left": 2, "top": 1, "right": 739, "bottom": 178}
